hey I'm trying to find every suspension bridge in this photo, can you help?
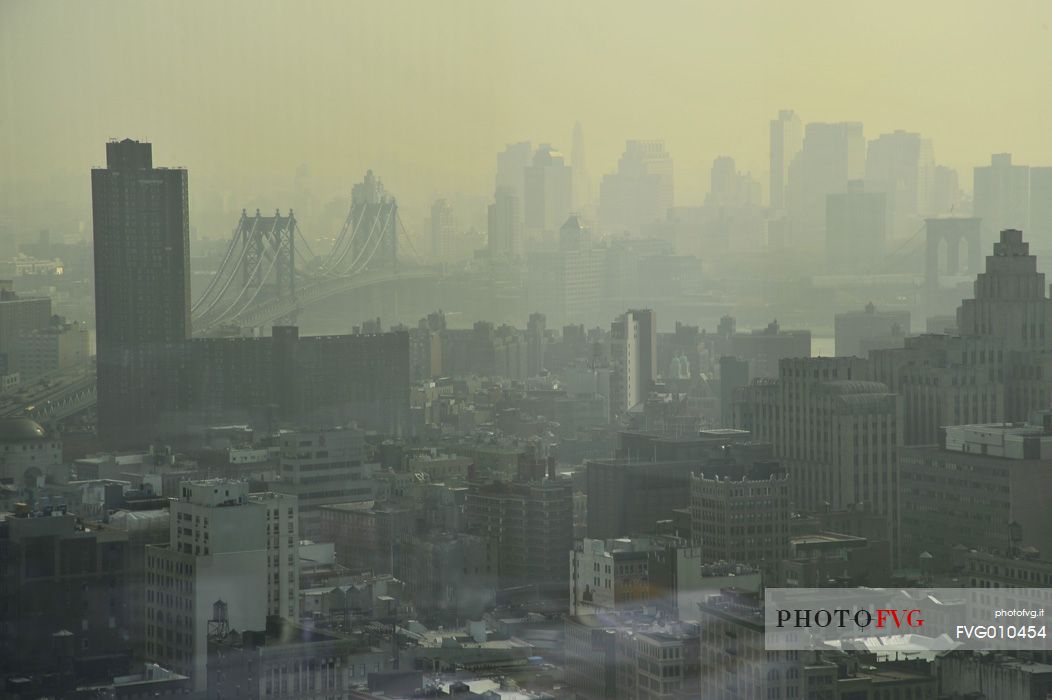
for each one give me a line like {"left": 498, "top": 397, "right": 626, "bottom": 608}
{"left": 191, "top": 170, "right": 437, "bottom": 336}
{"left": 1, "top": 172, "right": 437, "bottom": 428}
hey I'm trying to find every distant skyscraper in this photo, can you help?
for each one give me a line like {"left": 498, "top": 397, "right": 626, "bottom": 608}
{"left": 709, "top": 156, "right": 738, "bottom": 203}
{"left": 91, "top": 139, "right": 190, "bottom": 447}
{"left": 1031, "top": 167, "right": 1052, "bottom": 242}
{"left": 526, "top": 216, "right": 602, "bottom": 326}
{"left": 706, "top": 156, "right": 761, "bottom": 208}
{"left": 719, "top": 356, "right": 750, "bottom": 428}
{"left": 786, "top": 122, "right": 865, "bottom": 238}
{"left": 523, "top": 144, "right": 573, "bottom": 234}
{"left": 571, "top": 121, "right": 592, "bottom": 219}
{"left": 865, "top": 130, "right": 935, "bottom": 238}
{"left": 769, "top": 109, "right": 802, "bottom": 210}
{"left": 973, "top": 153, "right": 1029, "bottom": 248}
{"left": 526, "top": 312, "right": 546, "bottom": 376}
{"left": 495, "top": 141, "right": 532, "bottom": 212}
{"left": 429, "top": 198, "right": 455, "bottom": 261}
{"left": 487, "top": 187, "right": 521, "bottom": 260}
{"left": 825, "top": 180, "right": 886, "bottom": 270}
{"left": 598, "top": 140, "right": 674, "bottom": 235}
{"left": 928, "top": 165, "right": 961, "bottom": 216}
{"left": 350, "top": 170, "right": 398, "bottom": 271}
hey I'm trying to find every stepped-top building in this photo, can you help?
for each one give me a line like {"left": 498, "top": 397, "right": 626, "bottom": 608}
{"left": 872, "top": 229, "right": 1052, "bottom": 445}
{"left": 734, "top": 230, "right": 1052, "bottom": 563}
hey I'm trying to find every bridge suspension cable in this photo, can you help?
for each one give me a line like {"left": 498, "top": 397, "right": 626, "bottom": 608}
{"left": 397, "top": 213, "right": 422, "bottom": 266}
{"left": 326, "top": 204, "right": 384, "bottom": 275}
{"left": 200, "top": 237, "right": 287, "bottom": 329}
{"left": 191, "top": 217, "right": 247, "bottom": 314}
{"left": 320, "top": 204, "right": 366, "bottom": 273}
{"left": 191, "top": 226, "right": 256, "bottom": 320}
{"left": 293, "top": 221, "right": 318, "bottom": 263}
{"left": 195, "top": 221, "right": 280, "bottom": 323}
{"left": 881, "top": 220, "right": 929, "bottom": 271}
{"left": 347, "top": 205, "right": 395, "bottom": 274}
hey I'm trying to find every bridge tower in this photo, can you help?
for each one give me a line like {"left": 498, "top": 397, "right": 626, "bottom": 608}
{"left": 238, "top": 208, "right": 296, "bottom": 300}
{"left": 191, "top": 209, "right": 299, "bottom": 334}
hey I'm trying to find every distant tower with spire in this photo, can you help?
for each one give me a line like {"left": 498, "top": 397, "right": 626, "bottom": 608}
{"left": 572, "top": 121, "right": 592, "bottom": 220}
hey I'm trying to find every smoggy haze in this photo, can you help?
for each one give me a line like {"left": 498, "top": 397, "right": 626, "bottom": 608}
{"left": 2, "top": 0, "right": 1051, "bottom": 236}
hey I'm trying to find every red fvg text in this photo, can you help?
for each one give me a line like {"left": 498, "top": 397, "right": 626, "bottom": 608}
{"left": 776, "top": 609, "right": 925, "bottom": 629}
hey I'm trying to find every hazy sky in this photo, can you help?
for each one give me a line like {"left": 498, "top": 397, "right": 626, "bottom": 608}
{"left": 2, "top": 0, "right": 1051, "bottom": 235}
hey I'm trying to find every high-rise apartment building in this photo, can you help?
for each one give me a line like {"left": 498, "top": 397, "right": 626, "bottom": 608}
{"left": 270, "top": 427, "right": 380, "bottom": 540}
{"left": 91, "top": 139, "right": 190, "bottom": 447}
{"left": 487, "top": 187, "right": 521, "bottom": 260}
{"left": 495, "top": 141, "right": 532, "bottom": 209}
{"left": 465, "top": 477, "right": 574, "bottom": 595}
{"left": 0, "top": 286, "right": 51, "bottom": 375}
{"left": 1030, "top": 166, "right": 1052, "bottom": 242}
{"left": 734, "top": 357, "right": 900, "bottom": 546}
{"left": 13, "top": 319, "right": 90, "bottom": 379}
{"left": 973, "top": 153, "right": 1030, "bottom": 248}
{"left": 523, "top": 144, "right": 573, "bottom": 234}
{"left": 429, "top": 198, "right": 455, "bottom": 261}
{"left": 182, "top": 326, "right": 410, "bottom": 438}
{"left": 598, "top": 140, "right": 674, "bottom": 235}
{"left": 526, "top": 312, "right": 546, "bottom": 376}
{"left": 825, "top": 181, "right": 886, "bottom": 270}
{"left": 526, "top": 216, "right": 602, "bottom": 327}
{"left": 719, "top": 356, "right": 750, "bottom": 428}
{"left": 706, "top": 156, "right": 761, "bottom": 208}
{"left": 571, "top": 121, "right": 593, "bottom": 219}
{"left": 690, "top": 467, "right": 790, "bottom": 577}
{"left": 864, "top": 130, "right": 935, "bottom": 238}
{"left": 609, "top": 309, "right": 656, "bottom": 420}
{"left": 769, "top": 110, "right": 802, "bottom": 211}
{"left": 144, "top": 480, "right": 298, "bottom": 690}
{"left": 786, "top": 122, "right": 865, "bottom": 239}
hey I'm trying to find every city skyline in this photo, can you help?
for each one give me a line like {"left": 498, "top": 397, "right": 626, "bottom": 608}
{"left": 3, "top": 1, "right": 1052, "bottom": 236}
{"left": 6, "top": 3, "right": 1052, "bottom": 698}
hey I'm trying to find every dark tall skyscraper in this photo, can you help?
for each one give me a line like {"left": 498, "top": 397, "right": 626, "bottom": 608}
{"left": 91, "top": 139, "right": 190, "bottom": 447}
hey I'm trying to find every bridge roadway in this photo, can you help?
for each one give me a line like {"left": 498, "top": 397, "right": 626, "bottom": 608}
{"left": 0, "top": 363, "right": 97, "bottom": 424}
{"left": 193, "top": 266, "right": 440, "bottom": 335}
